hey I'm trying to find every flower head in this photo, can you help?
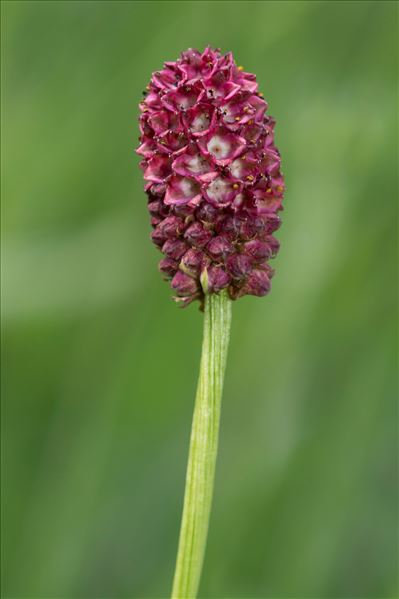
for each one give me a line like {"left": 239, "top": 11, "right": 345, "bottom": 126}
{"left": 137, "top": 47, "right": 285, "bottom": 307}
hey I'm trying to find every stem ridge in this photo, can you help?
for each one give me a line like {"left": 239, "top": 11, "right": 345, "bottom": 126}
{"left": 171, "top": 291, "right": 232, "bottom": 598}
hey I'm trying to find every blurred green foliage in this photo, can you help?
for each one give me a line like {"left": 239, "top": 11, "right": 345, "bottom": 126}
{"left": 1, "top": 1, "right": 397, "bottom": 598}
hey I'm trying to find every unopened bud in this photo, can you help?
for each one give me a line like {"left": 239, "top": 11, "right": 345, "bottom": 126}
{"left": 162, "top": 238, "right": 188, "bottom": 260}
{"left": 171, "top": 271, "right": 199, "bottom": 296}
{"left": 226, "top": 254, "right": 253, "bottom": 279}
{"left": 184, "top": 222, "right": 213, "bottom": 249}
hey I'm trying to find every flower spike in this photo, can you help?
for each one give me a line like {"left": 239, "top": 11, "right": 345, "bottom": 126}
{"left": 137, "top": 47, "right": 284, "bottom": 306}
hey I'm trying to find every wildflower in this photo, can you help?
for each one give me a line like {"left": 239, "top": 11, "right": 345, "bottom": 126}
{"left": 137, "top": 47, "right": 284, "bottom": 305}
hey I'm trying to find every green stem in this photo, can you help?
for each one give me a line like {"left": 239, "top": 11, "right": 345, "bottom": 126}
{"left": 171, "top": 290, "right": 232, "bottom": 599}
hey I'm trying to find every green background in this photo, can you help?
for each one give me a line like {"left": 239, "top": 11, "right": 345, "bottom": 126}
{"left": 1, "top": 1, "right": 397, "bottom": 598}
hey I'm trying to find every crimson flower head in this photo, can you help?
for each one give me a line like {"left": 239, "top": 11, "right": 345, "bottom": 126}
{"left": 137, "top": 47, "right": 285, "bottom": 307}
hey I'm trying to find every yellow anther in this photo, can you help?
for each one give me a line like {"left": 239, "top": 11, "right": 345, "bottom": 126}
{"left": 238, "top": 66, "right": 244, "bottom": 71}
{"left": 246, "top": 175, "right": 255, "bottom": 181}
{"left": 266, "top": 188, "right": 272, "bottom": 193}
{"left": 235, "top": 116, "right": 241, "bottom": 121}
{"left": 233, "top": 183, "right": 239, "bottom": 189}
{"left": 258, "top": 92, "right": 264, "bottom": 98}
{"left": 277, "top": 185, "right": 284, "bottom": 192}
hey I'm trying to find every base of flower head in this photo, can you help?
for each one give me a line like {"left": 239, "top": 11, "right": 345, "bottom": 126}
{"left": 152, "top": 194, "right": 281, "bottom": 307}
{"left": 168, "top": 257, "right": 275, "bottom": 310}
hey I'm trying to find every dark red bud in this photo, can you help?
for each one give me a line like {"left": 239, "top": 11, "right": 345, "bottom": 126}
{"left": 159, "top": 257, "right": 178, "bottom": 279}
{"left": 243, "top": 239, "right": 271, "bottom": 260}
{"left": 239, "top": 217, "right": 266, "bottom": 240}
{"left": 184, "top": 222, "right": 213, "bottom": 248}
{"left": 148, "top": 200, "right": 162, "bottom": 216}
{"left": 173, "top": 203, "right": 196, "bottom": 218}
{"left": 151, "top": 216, "right": 162, "bottom": 228}
{"left": 162, "top": 238, "right": 188, "bottom": 260}
{"left": 159, "top": 215, "right": 185, "bottom": 238}
{"left": 245, "top": 269, "right": 271, "bottom": 296}
{"left": 196, "top": 202, "right": 218, "bottom": 224}
{"left": 150, "top": 183, "right": 166, "bottom": 196}
{"left": 151, "top": 226, "right": 167, "bottom": 248}
{"left": 264, "top": 214, "right": 281, "bottom": 234}
{"left": 180, "top": 248, "right": 205, "bottom": 275}
{"left": 266, "top": 235, "right": 280, "bottom": 257}
{"left": 206, "top": 266, "right": 231, "bottom": 292}
{"left": 206, "top": 236, "right": 234, "bottom": 260}
{"left": 215, "top": 215, "right": 240, "bottom": 241}
{"left": 258, "top": 263, "right": 275, "bottom": 279}
{"left": 226, "top": 253, "right": 253, "bottom": 279}
{"left": 171, "top": 271, "right": 199, "bottom": 296}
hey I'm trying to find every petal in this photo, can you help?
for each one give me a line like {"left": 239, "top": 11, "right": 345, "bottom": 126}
{"left": 164, "top": 176, "right": 202, "bottom": 205}
{"left": 162, "top": 83, "right": 205, "bottom": 112}
{"left": 172, "top": 150, "right": 215, "bottom": 180}
{"left": 152, "top": 68, "right": 177, "bottom": 90}
{"left": 220, "top": 94, "right": 266, "bottom": 129}
{"left": 144, "top": 155, "right": 172, "bottom": 183}
{"left": 148, "top": 111, "right": 182, "bottom": 135}
{"left": 229, "top": 153, "right": 259, "bottom": 180}
{"left": 241, "top": 123, "right": 264, "bottom": 144}
{"left": 148, "top": 111, "right": 169, "bottom": 135}
{"left": 178, "top": 49, "right": 209, "bottom": 81}
{"left": 198, "top": 128, "right": 246, "bottom": 165}
{"left": 204, "top": 71, "right": 240, "bottom": 101}
{"left": 260, "top": 148, "right": 281, "bottom": 176}
{"left": 142, "top": 91, "right": 162, "bottom": 110}
{"left": 237, "top": 72, "right": 259, "bottom": 94}
{"left": 203, "top": 176, "right": 240, "bottom": 207}
{"left": 156, "top": 131, "right": 188, "bottom": 154}
{"left": 183, "top": 103, "right": 216, "bottom": 136}
{"left": 136, "top": 139, "right": 157, "bottom": 158}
